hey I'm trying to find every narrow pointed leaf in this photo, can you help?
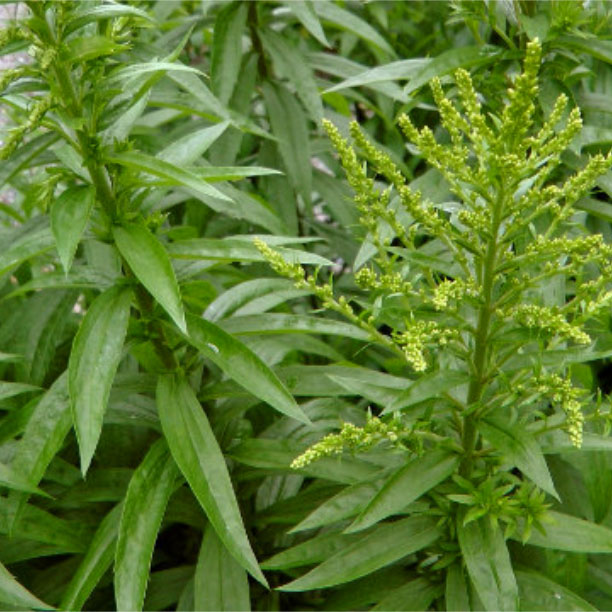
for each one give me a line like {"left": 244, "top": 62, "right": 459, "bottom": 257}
{"left": 107, "top": 151, "right": 230, "bottom": 202}
{"left": 210, "top": 1, "right": 247, "bottom": 104}
{"left": 313, "top": 1, "right": 394, "bottom": 56}
{"left": 115, "top": 440, "right": 178, "bottom": 612}
{"left": 280, "top": 516, "right": 440, "bottom": 591}
{"left": 50, "top": 185, "right": 95, "bottom": 275}
{"left": 285, "top": 0, "right": 330, "bottom": 47}
{"left": 60, "top": 503, "right": 122, "bottom": 611}
{"left": 347, "top": 450, "right": 459, "bottom": 532}
{"left": 157, "top": 121, "right": 230, "bottom": 167}
{"left": 186, "top": 314, "right": 307, "bottom": 423}
{"left": 372, "top": 577, "right": 442, "bottom": 611}
{"left": 457, "top": 518, "right": 518, "bottom": 611}
{"left": 0, "top": 462, "right": 49, "bottom": 497}
{"left": 515, "top": 510, "right": 612, "bottom": 552}
{"left": 479, "top": 416, "right": 558, "bottom": 499}
{"left": 516, "top": 570, "right": 597, "bottom": 611}
{"left": 194, "top": 525, "right": 250, "bottom": 611}
{"left": 113, "top": 223, "right": 186, "bottom": 332}
{"left": 157, "top": 374, "right": 267, "bottom": 587}
{"left": 0, "top": 218, "right": 55, "bottom": 277}
{"left": 445, "top": 563, "right": 470, "bottom": 612}
{"left": 0, "top": 561, "right": 50, "bottom": 609}
{"left": 7, "top": 372, "right": 72, "bottom": 531}
{"left": 69, "top": 286, "right": 132, "bottom": 474}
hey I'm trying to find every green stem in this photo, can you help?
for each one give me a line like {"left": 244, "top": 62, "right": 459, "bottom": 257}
{"left": 460, "top": 188, "right": 505, "bottom": 477}
{"left": 48, "top": 27, "right": 178, "bottom": 371}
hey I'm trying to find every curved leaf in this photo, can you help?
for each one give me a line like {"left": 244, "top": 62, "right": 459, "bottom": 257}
{"left": 458, "top": 518, "right": 518, "bottom": 611}
{"left": 60, "top": 504, "right": 122, "bottom": 611}
{"left": 115, "top": 440, "right": 178, "bottom": 612}
{"left": 194, "top": 525, "right": 250, "bottom": 611}
{"left": 186, "top": 314, "right": 307, "bottom": 423}
{"left": 69, "top": 286, "right": 132, "bottom": 474}
{"left": 50, "top": 185, "right": 95, "bottom": 275}
{"left": 346, "top": 449, "right": 459, "bottom": 533}
{"left": 113, "top": 222, "right": 186, "bottom": 332}
{"left": 157, "top": 374, "right": 267, "bottom": 587}
{"left": 479, "top": 416, "right": 558, "bottom": 499}
{"left": 516, "top": 569, "right": 597, "bottom": 611}
{"left": 280, "top": 516, "right": 440, "bottom": 591}
{"left": 0, "top": 561, "right": 50, "bottom": 610}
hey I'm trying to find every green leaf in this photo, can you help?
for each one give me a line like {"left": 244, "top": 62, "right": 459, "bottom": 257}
{"left": 64, "top": 35, "right": 126, "bottom": 63}
{"left": 445, "top": 563, "right": 471, "bottom": 612}
{"left": 515, "top": 570, "right": 597, "bottom": 611}
{"left": 404, "top": 46, "right": 515, "bottom": 95}
{"left": 50, "top": 186, "right": 95, "bottom": 275}
{"left": 220, "top": 314, "right": 371, "bottom": 341}
{"left": 157, "top": 374, "right": 267, "bottom": 587}
{"left": 210, "top": 1, "right": 248, "bottom": 104}
{"left": 372, "top": 577, "right": 443, "bottom": 611}
{"left": 65, "top": 4, "right": 154, "bottom": 36}
{"left": 260, "top": 29, "right": 324, "bottom": 123}
{"left": 185, "top": 314, "right": 308, "bottom": 424}
{"left": 261, "top": 82, "right": 312, "bottom": 206}
{"left": 457, "top": 518, "right": 518, "bottom": 611}
{"left": 0, "top": 560, "right": 50, "bottom": 610}
{"left": 108, "top": 61, "right": 207, "bottom": 84}
{"left": 556, "top": 35, "right": 612, "bottom": 65}
{"left": 0, "top": 217, "right": 55, "bottom": 278}
{"left": 262, "top": 530, "right": 367, "bottom": 571}
{"left": 115, "top": 440, "right": 178, "bottom": 612}
{"left": 157, "top": 121, "right": 230, "bottom": 167}
{"left": 285, "top": 0, "right": 330, "bottom": 47}
{"left": 69, "top": 286, "right": 132, "bottom": 474}
{"left": 280, "top": 515, "right": 440, "bottom": 591}
{"left": 194, "top": 524, "right": 250, "bottom": 611}
{"left": 113, "top": 222, "right": 186, "bottom": 333}
{"left": 325, "top": 59, "right": 426, "bottom": 96}
{"left": 60, "top": 503, "right": 122, "bottom": 611}
{"left": 0, "top": 382, "right": 39, "bottom": 401}
{"left": 0, "top": 462, "right": 49, "bottom": 497}
{"left": 382, "top": 370, "right": 470, "bottom": 414}
{"left": 291, "top": 477, "right": 387, "bottom": 533}
{"left": 191, "top": 165, "right": 282, "bottom": 181}
{"left": 107, "top": 151, "right": 230, "bottom": 202}
{"left": 7, "top": 372, "right": 72, "bottom": 531}
{"left": 313, "top": 1, "right": 395, "bottom": 56}
{"left": 346, "top": 450, "right": 459, "bottom": 533}
{"left": 514, "top": 510, "right": 612, "bottom": 553}
{"left": 478, "top": 416, "right": 558, "bottom": 499}
{"left": 168, "top": 237, "right": 331, "bottom": 266}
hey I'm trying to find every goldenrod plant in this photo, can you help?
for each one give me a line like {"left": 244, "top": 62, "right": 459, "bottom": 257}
{"left": 3, "top": 1, "right": 612, "bottom": 610}
{"left": 257, "top": 40, "right": 612, "bottom": 610}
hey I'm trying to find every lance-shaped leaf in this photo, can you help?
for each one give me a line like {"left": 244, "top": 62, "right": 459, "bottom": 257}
{"left": 0, "top": 561, "right": 50, "bottom": 610}
{"left": 194, "top": 524, "right": 250, "bottom": 611}
{"left": 280, "top": 515, "right": 440, "bottom": 591}
{"left": 7, "top": 372, "right": 72, "bottom": 531}
{"left": 457, "top": 518, "right": 518, "bottom": 611}
{"left": 61, "top": 503, "right": 122, "bottom": 611}
{"left": 113, "top": 222, "right": 186, "bottom": 333}
{"left": 479, "top": 416, "right": 559, "bottom": 499}
{"left": 157, "top": 373, "right": 268, "bottom": 587}
{"left": 69, "top": 286, "right": 132, "bottom": 474}
{"left": 210, "top": 1, "right": 247, "bottom": 104}
{"left": 513, "top": 510, "right": 612, "bottom": 553}
{"left": 107, "top": 151, "right": 230, "bottom": 202}
{"left": 346, "top": 449, "right": 459, "bottom": 533}
{"left": 0, "top": 217, "right": 55, "bottom": 277}
{"left": 516, "top": 570, "right": 597, "bottom": 611}
{"left": 115, "top": 440, "right": 178, "bottom": 612}
{"left": 50, "top": 185, "right": 95, "bottom": 274}
{"left": 186, "top": 314, "right": 307, "bottom": 424}
{"left": 372, "top": 577, "right": 443, "bottom": 611}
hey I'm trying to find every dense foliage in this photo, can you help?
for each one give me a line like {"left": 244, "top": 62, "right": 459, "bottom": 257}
{"left": 4, "top": 1, "right": 612, "bottom": 610}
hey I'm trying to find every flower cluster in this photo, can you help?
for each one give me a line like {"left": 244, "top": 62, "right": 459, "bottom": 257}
{"left": 393, "top": 321, "right": 457, "bottom": 372}
{"left": 536, "top": 374, "right": 586, "bottom": 447}
{"left": 500, "top": 304, "right": 591, "bottom": 345}
{"left": 290, "top": 413, "right": 409, "bottom": 469}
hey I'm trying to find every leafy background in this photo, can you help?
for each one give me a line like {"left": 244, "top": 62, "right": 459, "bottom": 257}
{"left": 3, "top": 0, "right": 612, "bottom": 610}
